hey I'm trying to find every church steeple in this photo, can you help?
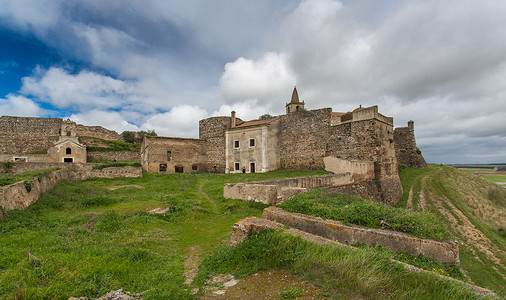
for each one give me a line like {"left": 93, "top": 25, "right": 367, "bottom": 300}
{"left": 286, "top": 86, "right": 305, "bottom": 114}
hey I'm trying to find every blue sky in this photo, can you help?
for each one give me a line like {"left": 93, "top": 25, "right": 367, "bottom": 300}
{"left": 0, "top": 0, "right": 505, "bottom": 164}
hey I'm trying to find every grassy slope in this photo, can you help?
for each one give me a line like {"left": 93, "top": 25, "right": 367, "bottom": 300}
{"left": 0, "top": 166, "right": 504, "bottom": 298}
{"left": 396, "top": 165, "right": 506, "bottom": 295}
{"left": 0, "top": 170, "right": 325, "bottom": 299}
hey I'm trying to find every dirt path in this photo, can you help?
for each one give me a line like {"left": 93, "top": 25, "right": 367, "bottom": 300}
{"left": 184, "top": 246, "right": 202, "bottom": 286}
{"left": 429, "top": 190, "right": 506, "bottom": 278}
{"left": 406, "top": 187, "right": 414, "bottom": 210}
{"left": 416, "top": 176, "right": 428, "bottom": 212}
{"left": 105, "top": 185, "right": 145, "bottom": 190}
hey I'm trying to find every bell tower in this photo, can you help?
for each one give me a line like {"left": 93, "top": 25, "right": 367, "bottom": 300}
{"left": 285, "top": 86, "right": 305, "bottom": 114}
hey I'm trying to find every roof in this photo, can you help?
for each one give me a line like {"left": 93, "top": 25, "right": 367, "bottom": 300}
{"left": 233, "top": 116, "right": 280, "bottom": 129}
{"left": 290, "top": 86, "right": 300, "bottom": 103}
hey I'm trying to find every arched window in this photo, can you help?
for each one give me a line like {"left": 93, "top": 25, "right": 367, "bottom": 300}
{"left": 66, "top": 147, "right": 72, "bottom": 154}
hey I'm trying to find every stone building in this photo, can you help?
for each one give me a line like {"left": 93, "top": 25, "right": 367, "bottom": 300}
{"left": 0, "top": 116, "right": 86, "bottom": 163}
{"left": 140, "top": 87, "right": 426, "bottom": 204}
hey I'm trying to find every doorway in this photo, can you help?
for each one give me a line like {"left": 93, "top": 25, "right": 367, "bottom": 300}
{"left": 250, "top": 162, "right": 256, "bottom": 173}
{"left": 64, "top": 158, "right": 73, "bottom": 163}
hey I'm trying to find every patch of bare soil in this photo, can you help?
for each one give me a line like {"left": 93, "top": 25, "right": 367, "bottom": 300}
{"left": 197, "top": 270, "right": 327, "bottom": 299}
{"left": 406, "top": 187, "right": 413, "bottom": 210}
{"left": 104, "top": 185, "right": 145, "bottom": 190}
{"left": 147, "top": 207, "right": 169, "bottom": 214}
{"left": 184, "top": 246, "right": 203, "bottom": 286}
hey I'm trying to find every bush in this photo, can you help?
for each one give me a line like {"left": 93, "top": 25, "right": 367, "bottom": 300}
{"left": 278, "top": 189, "right": 451, "bottom": 241}
{"left": 1, "top": 161, "right": 13, "bottom": 173}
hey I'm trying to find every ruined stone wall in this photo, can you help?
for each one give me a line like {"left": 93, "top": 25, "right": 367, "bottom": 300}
{"left": 76, "top": 124, "right": 121, "bottom": 141}
{"left": 0, "top": 116, "right": 61, "bottom": 154}
{"left": 87, "top": 151, "right": 140, "bottom": 162}
{"left": 394, "top": 122, "right": 427, "bottom": 168}
{"left": 279, "top": 108, "right": 333, "bottom": 170}
{"left": 141, "top": 136, "right": 205, "bottom": 173}
{"left": 263, "top": 207, "right": 459, "bottom": 264}
{"left": 0, "top": 165, "right": 142, "bottom": 217}
{"left": 199, "top": 117, "right": 231, "bottom": 172}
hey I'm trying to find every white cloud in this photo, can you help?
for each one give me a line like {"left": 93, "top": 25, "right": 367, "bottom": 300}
{"left": 142, "top": 105, "right": 208, "bottom": 137}
{"left": 220, "top": 52, "right": 295, "bottom": 105}
{"left": 211, "top": 101, "right": 275, "bottom": 122}
{"left": 0, "top": 0, "right": 63, "bottom": 33}
{"left": 0, "top": 94, "right": 44, "bottom": 117}
{"left": 68, "top": 110, "right": 139, "bottom": 134}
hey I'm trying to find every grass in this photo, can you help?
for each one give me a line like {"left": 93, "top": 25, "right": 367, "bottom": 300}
{"left": 0, "top": 169, "right": 324, "bottom": 299}
{"left": 395, "top": 165, "right": 506, "bottom": 296}
{"left": 82, "top": 136, "right": 140, "bottom": 152}
{"left": 482, "top": 174, "right": 506, "bottom": 182}
{"left": 195, "top": 230, "right": 482, "bottom": 299}
{"left": 278, "top": 188, "right": 451, "bottom": 241}
{"left": 0, "top": 167, "right": 60, "bottom": 186}
{"left": 91, "top": 161, "right": 142, "bottom": 170}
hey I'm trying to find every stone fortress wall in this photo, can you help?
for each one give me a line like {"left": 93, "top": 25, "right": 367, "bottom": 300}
{"left": 394, "top": 121, "right": 427, "bottom": 168}
{"left": 0, "top": 116, "right": 61, "bottom": 154}
{"left": 76, "top": 124, "right": 122, "bottom": 141}
{"left": 199, "top": 117, "right": 231, "bottom": 172}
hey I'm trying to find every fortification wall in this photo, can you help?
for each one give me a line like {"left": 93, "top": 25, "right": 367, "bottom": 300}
{"left": 0, "top": 165, "right": 142, "bottom": 216}
{"left": 326, "top": 118, "right": 402, "bottom": 205}
{"left": 199, "top": 117, "right": 230, "bottom": 172}
{"left": 394, "top": 122, "right": 427, "bottom": 168}
{"left": 224, "top": 173, "right": 358, "bottom": 204}
{"left": 262, "top": 207, "right": 459, "bottom": 264}
{"left": 279, "top": 108, "right": 332, "bottom": 170}
{"left": 76, "top": 124, "right": 121, "bottom": 141}
{"left": 87, "top": 151, "right": 140, "bottom": 162}
{"left": 0, "top": 116, "right": 61, "bottom": 154}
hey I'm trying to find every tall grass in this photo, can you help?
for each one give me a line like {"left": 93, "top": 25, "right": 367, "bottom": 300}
{"left": 279, "top": 188, "right": 451, "bottom": 241}
{"left": 195, "top": 230, "right": 481, "bottom": 299}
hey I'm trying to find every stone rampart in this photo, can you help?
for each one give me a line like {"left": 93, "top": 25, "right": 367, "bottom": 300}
{"left": 279, "top": 108, "right": 332, "bottom": 170}
{"left": 199, "top": 117, "right": 230, "bottom": 172}
{"left": 0, "top": 116, "right": 61, "bottom": 154}
{"left": 224, "top": 173, "right": 354, "bottom": 204}
{"left": 76, "top": 124, "right": 121, "bottom": 141}
{"left": 0, "top": 165, "right": 142, "bottom": 216}
{"left": 87, "top": 151, "right": 140, "bottom": 162}
{"left": 394, "top": 122, "right": 427, "bottom": 168}
{"left": 262, "top": 207, "right": 459, "bottom": 264}
{"left": 323, "top": 156, "right": 374, "bottom": 181}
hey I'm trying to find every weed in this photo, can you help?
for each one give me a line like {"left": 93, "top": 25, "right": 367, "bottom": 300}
{"left": 1, "top": 161, "right": 13, "bottom": 173}
{"left": 23, "top": 181, "right": 33, "bottom": 192}
{"left": 278, "top": 286, "right": 303, "bottom": 299}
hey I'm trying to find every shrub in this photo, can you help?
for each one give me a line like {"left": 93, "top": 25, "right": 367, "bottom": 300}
{"left": 278, "top": 189, "right": 451, "bottom": 241}
{"left": 24, "top": 181, "right": 33, "bottom": 192}
{"left": 1, "top": 161, "right": 13, "bottom": 173}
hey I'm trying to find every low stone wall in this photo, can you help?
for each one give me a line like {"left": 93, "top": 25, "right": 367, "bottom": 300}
{"left": 87, "top": 151, "right": 140, "bottom": 162}
{"left": 1, "top": 162, "right": 63, "bottom": 175}
{"left": 224, "top": 173, "right": 354, "bottom": 204}
{"left": 323, "top": 156, "right": 374, "bottom": 181}
{"left": 0, "top": 165, "right": 142, "bottom": 216}
{"left": 262, "top": 207, "right": 459, "bottom": 264}
{"left": 229, "top": 216, "right": 493, "bottom": 297}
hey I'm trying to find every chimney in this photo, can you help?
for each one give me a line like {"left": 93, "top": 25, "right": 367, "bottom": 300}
{"left": 231, "top": 111, "right": 236, "bottom": 127}
{"left": 408, "top": 120, "right": 414, "bottom": 130}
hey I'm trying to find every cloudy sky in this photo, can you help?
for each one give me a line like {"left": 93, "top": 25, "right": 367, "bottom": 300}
{"left": 0, "top": 0, "right": 505, "bottom": 164}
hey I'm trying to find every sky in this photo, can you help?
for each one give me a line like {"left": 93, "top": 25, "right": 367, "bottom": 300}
{"left": 0, "top": 0, "right": 505, "bottom": 164}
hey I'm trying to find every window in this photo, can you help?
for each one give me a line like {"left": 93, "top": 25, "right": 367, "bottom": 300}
{"left": 66, "top": 147, "right": 72, "bottom": 154}
{"left": 234, "top": 140, "right": 239, "bottom": 149}
{"left": 175, "top": 166, "right": 184, "bottom": 173}
{"left": 249, "top": 138, "right": 255, "bottom": 147}
{"left": 234, "top": 162, "right": 240, "bottom": 171}
{"left": 159, "top": 163, "right": 167, "bottom": 172}
{"left": 167, "top": 150, "right": 172, "bottom": 160}
{"left": 192, "top": 165, "right": 198, "bottom": 171}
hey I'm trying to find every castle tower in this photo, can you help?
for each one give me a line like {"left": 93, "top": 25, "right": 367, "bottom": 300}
{"left": 285, "top": 87, "right": 305, "bottom": 114}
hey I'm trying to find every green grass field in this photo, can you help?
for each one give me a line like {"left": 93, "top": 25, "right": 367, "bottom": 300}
{"left": 0, "top": 166, "right": 504, "bottom": 299}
